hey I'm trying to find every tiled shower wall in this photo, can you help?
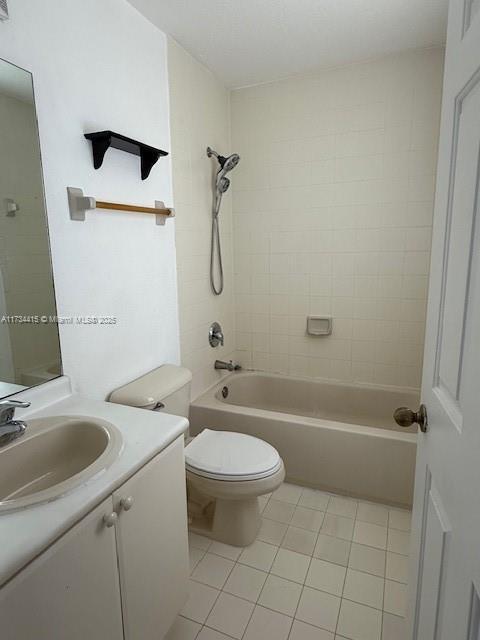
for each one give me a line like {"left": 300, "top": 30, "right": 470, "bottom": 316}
{"left": 230, "top": 48, "right": 444, "bottom": 389}
{"left": 168, "top": 39, "right": 236, "bottom": 398}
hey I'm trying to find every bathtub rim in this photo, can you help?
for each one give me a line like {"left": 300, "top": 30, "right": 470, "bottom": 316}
{"left": 191, "top": 370, "right": 418, "bottom": 444}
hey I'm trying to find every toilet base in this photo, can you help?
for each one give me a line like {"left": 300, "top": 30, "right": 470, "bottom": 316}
{"left": 186, "top": 462, "right": 285, "bottom": 547}
{"left": 189, "top": 496, "right": 261, "bottom": 547}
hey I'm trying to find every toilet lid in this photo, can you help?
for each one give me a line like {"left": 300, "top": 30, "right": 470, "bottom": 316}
{"left": 185, "top": 429, "right": 282, "bottom": 481}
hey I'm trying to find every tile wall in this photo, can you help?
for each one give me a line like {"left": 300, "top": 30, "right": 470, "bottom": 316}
{"left": 230, "top": 48, "right": 444, "bottom": 389}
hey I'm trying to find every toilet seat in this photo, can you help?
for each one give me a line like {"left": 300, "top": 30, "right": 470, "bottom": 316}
{"left": 185, "top": 429, "right": 282, "bottom": 482}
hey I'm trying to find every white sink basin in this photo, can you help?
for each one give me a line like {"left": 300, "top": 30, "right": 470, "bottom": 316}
{"left": 0, "top": 415, "right": 123, "bottom": 513}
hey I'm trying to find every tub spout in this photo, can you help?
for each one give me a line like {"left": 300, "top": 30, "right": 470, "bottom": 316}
{"left": 215, "top": 360, "right": 241, "bottom": 372}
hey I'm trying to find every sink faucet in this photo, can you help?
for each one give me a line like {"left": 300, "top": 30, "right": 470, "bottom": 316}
{"left": 0, "top": 399, "right": 31, "bottom": 447}
{"left": 214, "top": 360, "right": 241, "bottom": 372}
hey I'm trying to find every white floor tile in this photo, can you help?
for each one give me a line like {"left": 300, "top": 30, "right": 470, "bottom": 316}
{"left": 197, "top": 628, "right": 232, "bottom": 640}
{"left": 321, "top": 514, "right": 354, "bottom": 541}
{"left": 243, "top": 605, "right": 292, "bottom": 640}
{"left": 356, "top": 502, "right": 389, "bottom": 527}
{"left": 258, "top": 574, "right": 302, "bottom": 616}
{"left": 291, "top": 506, "right": 325, "bottom": 532}
{"left": 189, "top": 546, "right": 205, "bottom": 573}
{"left": 263, "top": 499, "right": 296, "bottom": 524}
{"left": 382, "top": 612, "right": 408, "bottom": 640}
{"left": 205, "top": 592, "right": 255, "bottom": 639}
{"left": 336, "top": 599, "right": 382, "bottom": 640}
{"left": 348, "top": 543, "right": 385, "bottom": 577}
{"left": 239, "top": 540, "right": 278, "bottom": 572}
{"left": 209, "top": 541, "right": 243, "bottom": 561}
{"left": 223, "top": 563, "right": 267, "bottom": 602}
{"left": 181, "top": 580, "right": 220, "bottom": 624}
{"left": 189, "top": 532, "right": 212, "bottom": 551}
{"left": 289, "top": 619, "right": 334, "bottom": 640}
{"left": 296, "top": 586, "right": 341, "bottom": 632}
{"left": 386, "top": 552, "right": 409, "bottom": 583}
{"left": 314, "top": 534, "right": 351, "bottom": 567}
{"left": 191, "top": 553, "right": 235, "bottom": 589}
{"left": 273, "top": 483, "right": 304, "bottom": 504}
{"left": 353, "top": 521, "right": 387, "bottom": 550}
{"left": 298, "top": 488, "right": 330, "bottom": 511}
{"left": 305, "top": 558, "right": 346, "bottom": 597}
{"left": 165, "top": 616, "right": 202, "bottom": 640}
{"left": 384, "top": 580, "right": 408, "bottom": 617}
{"left": 342, "top": 568, "right": 384, "bottom": 609}
{"left": 282, "top": 525, "right": 317, "bottom": 555}
{"left": 388, "top": 509, "right": 411, "bottom": 532}
{"left": 327, "top": 496, "right": 358, "bottom": 519}
{"left": 387, "top": 529, "right": 410, "bottom": 556}
{"left": 271, "top": 548, "right": 311, "bottom": 584}
{"left": 258, "top": 518, "right": 288, "bottom": 545}
{"left": 185, "top": 487, "right": 409, "bottom": 640}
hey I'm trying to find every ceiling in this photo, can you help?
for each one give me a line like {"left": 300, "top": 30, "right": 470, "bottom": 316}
{"left": 128, "top": 0, "right": 448, "bottom": 88}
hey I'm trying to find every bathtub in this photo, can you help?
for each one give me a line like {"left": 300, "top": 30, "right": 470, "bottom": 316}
{"left": 189, "top": 372, "right": 418, "bottom": 508}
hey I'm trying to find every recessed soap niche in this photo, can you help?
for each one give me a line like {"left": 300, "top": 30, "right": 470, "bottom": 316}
{"left": 306, "top": 316, "right": 332, "bottom": 336}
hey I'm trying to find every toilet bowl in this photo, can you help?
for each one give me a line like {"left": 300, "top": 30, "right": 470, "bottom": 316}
{"left": 109, "top": 364, "right": 285, "bottom": 547}
{"left": 185, "top": 429, "right": 285, "bottom": 546}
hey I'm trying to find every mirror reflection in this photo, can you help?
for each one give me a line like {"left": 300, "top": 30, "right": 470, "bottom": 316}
{"left": 0, "top": 58, "right": 61, "bottom": 396}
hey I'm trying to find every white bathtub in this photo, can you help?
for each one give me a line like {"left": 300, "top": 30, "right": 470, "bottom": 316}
{"left": 189, "top": 372, "right": 418, "bottom": 508}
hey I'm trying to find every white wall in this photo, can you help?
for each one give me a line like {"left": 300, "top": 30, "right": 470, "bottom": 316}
{"left": 0, "top": 0, "right": 180, "bottom": 399}
{"left": 168, "top": 39, "right": 236, "bottom": 399}
{"left": 231, "top": 48, "right": 444, "bottom": 389}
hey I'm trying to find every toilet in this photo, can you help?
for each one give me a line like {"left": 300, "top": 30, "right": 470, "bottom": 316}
{"left": 109, "top": 364, "right": 285, "bottom": 547}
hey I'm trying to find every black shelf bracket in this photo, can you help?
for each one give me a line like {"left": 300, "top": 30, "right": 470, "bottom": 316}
{"left": 84, "top": 130, "right": 168, "bottom": 180}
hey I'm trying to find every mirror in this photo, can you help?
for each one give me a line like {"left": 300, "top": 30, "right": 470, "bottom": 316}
{"left": 0, "top": 58, "right": 61, "bottom": 397}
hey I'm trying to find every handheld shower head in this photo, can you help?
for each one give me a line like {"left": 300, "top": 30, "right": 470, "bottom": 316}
{"left": 217, "top": 176, "right": 230, "bottom": 194}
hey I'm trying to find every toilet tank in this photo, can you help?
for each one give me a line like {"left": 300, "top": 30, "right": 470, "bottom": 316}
{"left": 109, "top": 364, "right": 192, "bottom": 417}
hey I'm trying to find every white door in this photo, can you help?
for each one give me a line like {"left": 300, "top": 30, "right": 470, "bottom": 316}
{"left": 408, "top": 1, "right": 480, "bottom": 638}
{"left": 113, "top": 437, "right": 189, "bottom": 640}
{"left": 0, "top": 498, "right": 124, "bottom": 640}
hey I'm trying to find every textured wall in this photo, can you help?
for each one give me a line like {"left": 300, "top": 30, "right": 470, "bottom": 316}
{"left": 231, "top": 48, "right": 444, "bottom": 389}
{"left": 0, "top": 0, "right": 180, "bottom": 399}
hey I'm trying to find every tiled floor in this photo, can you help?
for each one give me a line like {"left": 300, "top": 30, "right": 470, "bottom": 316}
{"left": 167, "top": 483, "right": 411, "bottom": 640}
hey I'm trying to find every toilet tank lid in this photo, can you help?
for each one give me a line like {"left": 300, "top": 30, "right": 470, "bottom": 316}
{"left": 108, "top": 364, "right": 192, "bottom": 408}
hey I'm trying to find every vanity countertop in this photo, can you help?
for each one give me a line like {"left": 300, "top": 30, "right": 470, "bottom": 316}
{"left": 0, "top": 384, "right": 188, "bottom": 588}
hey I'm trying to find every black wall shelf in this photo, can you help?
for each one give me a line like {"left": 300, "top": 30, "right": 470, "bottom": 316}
{"left": 84, "top": 131, "right": 168, "bottom": 180}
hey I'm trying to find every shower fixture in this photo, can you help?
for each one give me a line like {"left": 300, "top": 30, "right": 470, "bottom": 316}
{"left": 207, "top": 146, "right": 240, "bottom": 295}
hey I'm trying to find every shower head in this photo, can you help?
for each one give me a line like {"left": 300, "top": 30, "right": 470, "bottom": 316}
{"left": 207, "top": 146, "right": 240, "bottom": 173}
{"left": 221, "top": 153, "right": 240, "bottom": 173}
{"left": 217, "top": 176, "right": 230, "bottom": 194}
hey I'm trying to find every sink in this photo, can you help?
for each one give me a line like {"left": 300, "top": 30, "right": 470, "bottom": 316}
{"left": 0, "top": 416, "right": 123, "bottom": 513}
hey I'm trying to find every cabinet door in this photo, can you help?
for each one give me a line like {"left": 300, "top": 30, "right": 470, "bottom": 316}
{"left": 0, "top": 497, "right": 123, "bottom": 640}
{"left": 113, "top": 437, "right": 189, "bottom": 640}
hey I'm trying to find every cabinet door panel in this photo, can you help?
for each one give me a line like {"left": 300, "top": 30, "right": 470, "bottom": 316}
{"left": 114, "top": 437, "right": 189, "bottom": 640}
{"left": 0, "top": 498, "right": 123, "bottom": 640}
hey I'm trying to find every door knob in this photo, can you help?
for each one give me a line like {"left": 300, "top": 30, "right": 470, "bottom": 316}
{"left": 103, "top": 512, "right": 118, "bottom": 528}
{"left": 394, "top": 404, "right": 428, "bottom": 433}
{"left": 120, "top": 496, "right": 134, "bottom": 511}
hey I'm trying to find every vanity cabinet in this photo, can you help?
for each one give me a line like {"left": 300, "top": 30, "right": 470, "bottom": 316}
{"left": 0, "top": 437, "right": 188, "bottom": 640}
{"left": 113, "top": 437, "right": 189, "bottom": 640}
